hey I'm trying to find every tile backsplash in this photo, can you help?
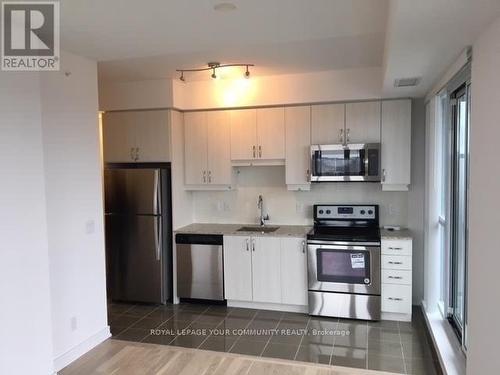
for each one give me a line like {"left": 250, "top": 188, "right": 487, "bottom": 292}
{"left": 192, "top": 166, "right": 408, "bottom": 227}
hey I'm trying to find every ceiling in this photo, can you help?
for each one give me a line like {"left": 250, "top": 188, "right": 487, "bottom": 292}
{"left": 59, "top": 0, "right": 500, "bottom": 97}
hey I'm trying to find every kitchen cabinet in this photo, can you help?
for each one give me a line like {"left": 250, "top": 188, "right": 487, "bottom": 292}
{"left": 311, "top": 103, "right": 345, "bottom": 144}
{"left": 223, "top": 235, "right": 307, "bottom": 306}
{"left": 256, "top": 107, "right": 285, "bottom": 159}
{"left": 251, "top": 237, "right": 282, "bottom": 303}
{"left": 102, "top": 110, "right": 170, "bottom": 163}
{"left": 184, "top": 111, "right": 232, "bottom": 187}
{"left": 230, "top": 107, "right": 285, "bottom": 162}
{"left": 381, "top": 238, "right": 412, "bottom": 321}
{"left": 345, "top": 101, "right": 381, "bottom": 144}
{"left": 223, "top": 236, "right": 253, "bottom": 301}
{"left": 280, "top": 237, "right": 308, "bottom": 305}
{"left": 229, "top": 109, "right": 256, "bottom": 160}
{"left": 381, "top": 100, "right": 412, "bottom": 190}
{"left": 285, "top": 106, "right": 311, "bottom": 190}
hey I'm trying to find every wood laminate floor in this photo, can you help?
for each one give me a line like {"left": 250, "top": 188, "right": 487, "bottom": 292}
{"left": 60, "top": 339, "right": 401, "bottom": 375}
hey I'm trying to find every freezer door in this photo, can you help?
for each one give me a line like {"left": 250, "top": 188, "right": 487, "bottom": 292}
{"left": 106, "top": 214, "right": 163, "bottom": 303}
{"left": 104, "top": 168, "right": 161, "bottom": 215}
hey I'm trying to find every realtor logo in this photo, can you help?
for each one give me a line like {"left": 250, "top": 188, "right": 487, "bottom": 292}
{"left": 2, "top": 1, "right": 60, "bottom": 71}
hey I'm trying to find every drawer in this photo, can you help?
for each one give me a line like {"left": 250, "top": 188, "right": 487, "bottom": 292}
{"left": 381, "top": 255, "right": 412, "bottom": 270}
{"left": 382, "top": 284, "right": 412, "bottom": 314}
{"left": 382, "top": 239, "right": 412, "bottom": 256}
{"left": 382, "top": 269, "right": 412, "bottom": 285}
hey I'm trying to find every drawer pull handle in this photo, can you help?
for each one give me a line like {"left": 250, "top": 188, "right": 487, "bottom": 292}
{"left": 388, "top": 247, "right": 403, "bottom": 250}
{"left": 388, "top": 297, "right": 403, "bottom": 301}
{"left": 388, "top": 261, "right": 403, "bottom": 265}
{"left": 388, "top": 276, "right": 403, "bottom": 279}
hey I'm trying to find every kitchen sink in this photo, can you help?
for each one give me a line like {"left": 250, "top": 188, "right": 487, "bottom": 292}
{"left": 236, "top": 226, "right": 280, "bottom": 233}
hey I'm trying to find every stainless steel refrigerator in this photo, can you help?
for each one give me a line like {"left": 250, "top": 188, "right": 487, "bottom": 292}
{"left": 104, "top": 164, "right": 172, "bottom": 304}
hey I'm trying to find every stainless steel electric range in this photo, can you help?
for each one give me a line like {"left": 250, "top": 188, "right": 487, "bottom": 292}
{"left": 307, "top": 204, "right": 381, "bottom": 321}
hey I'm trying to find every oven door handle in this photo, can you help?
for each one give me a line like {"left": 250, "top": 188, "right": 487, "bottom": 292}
{"left": 307, "top": 240, "right": 380, "bottom": 248}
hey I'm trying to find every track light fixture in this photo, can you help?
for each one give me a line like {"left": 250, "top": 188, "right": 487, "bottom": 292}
{"left": 176, "top": 62, "right": 254, "bottom": 82}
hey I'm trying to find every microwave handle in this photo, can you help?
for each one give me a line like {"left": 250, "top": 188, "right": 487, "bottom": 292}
{"left": 312, "top": 150, "right": 322, "bottom": 176}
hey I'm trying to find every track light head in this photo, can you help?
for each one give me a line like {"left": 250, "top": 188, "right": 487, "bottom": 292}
{"left": 179, "top": 71, "right": 185, "bottom": 82}
{"left": 245, "top": 66, "right": 250, "bottom": 79}
{"left": 211, "top": 68, "right": 217, "bottom": 79}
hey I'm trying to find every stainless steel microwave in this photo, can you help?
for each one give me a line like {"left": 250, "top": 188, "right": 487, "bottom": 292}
{"left": 310, "top": 143, "right": 381, "bottom": 182}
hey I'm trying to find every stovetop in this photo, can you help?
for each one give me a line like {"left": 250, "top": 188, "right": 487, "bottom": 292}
{"left": 307, "top": 225, "right": 381, "bottom": 243}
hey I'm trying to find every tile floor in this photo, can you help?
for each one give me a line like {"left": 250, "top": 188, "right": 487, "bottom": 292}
{"left": 108, "top": 302, "right": 440, "bottom": 375}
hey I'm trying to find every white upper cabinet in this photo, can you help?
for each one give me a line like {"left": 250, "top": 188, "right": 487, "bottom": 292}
{"left": 256, "top": 107, "right": 285, "bottom": 159}
{"left": 230, "top": 107, "right": 285, "bottom": 162}
{"left": 103, "top": 110, "right": 170, "bottom": 163}
{"left": 381, "top": 100, "right": 412, "bottom": 190}
{"left": 184, "top": 111, "right": 232, "bottom": 187}
{"left": 184, "top": 111, "right": 207, "bottom": 185}
{"left": 280, "top": 237, "right": 308, "bottom": 305}
{"left": 207, "top": 111, "right": 232, "bottom": 185}
{"left": 285, "top": 106, "right": 311, "bottom": 189}
{"left": 311, "top": 103, "right": 345, "bottom": 144}
{"left": 230, "top": 109, "right": 257, "bottom": 160}
{"left": 345, "top": 101, "right": 381, "bottom": 144}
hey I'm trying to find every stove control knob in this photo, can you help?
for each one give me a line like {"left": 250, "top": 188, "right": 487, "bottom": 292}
{"left": 368, "top": 210, "right": 373, "bottom": 215}
{"left": 360, "top": 210, "right": 366, "bottom": 215}
{"left": 318, "top": 210, "right": 324, "bottom": 214}
{"left": 326, "top": 210, "right": 331, "bottom": 214}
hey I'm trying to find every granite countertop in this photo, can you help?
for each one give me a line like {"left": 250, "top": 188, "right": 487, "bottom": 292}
{"left": 174, "top": 223, "right": 312, "bottom": 238}
{"left": 380, "top": 228, "right": 412, "bottom": 240}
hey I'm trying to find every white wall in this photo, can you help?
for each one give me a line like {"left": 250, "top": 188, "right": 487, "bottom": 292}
{"left": 467, "top": 15, "right": 500, "bottom": 374}
{"left": 40, "top": 51, "right": 109, "bottom": 370}
{"left": 0, "top": 72, "right": 54, "bottom": 374}
{"left": 99, "top": 67, "right": 383, "bottom": 111}
{"left": 193, "top": 167, "right": 408, "bottom": 227}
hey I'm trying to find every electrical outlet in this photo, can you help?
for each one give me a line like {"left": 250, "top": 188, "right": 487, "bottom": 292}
{"left": 85, "top": 220, "right": 95, "bottom": 234}
{"left": 71, "top": 316, "right": 77, "bottom": 331}
{"left": 388, "top": 204, "right": 399, "bottom": 217}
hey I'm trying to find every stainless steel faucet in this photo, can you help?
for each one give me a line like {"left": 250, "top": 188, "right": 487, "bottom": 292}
{"left": 257, "top": 195, "right": 270, "bottom": 226}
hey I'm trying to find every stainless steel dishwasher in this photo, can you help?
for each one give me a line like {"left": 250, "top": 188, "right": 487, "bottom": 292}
{"left": 175, "top": 233, "right": 224, "bottom": 301}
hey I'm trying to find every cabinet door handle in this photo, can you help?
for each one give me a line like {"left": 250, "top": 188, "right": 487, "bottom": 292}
{"left": 208, "top": 170, "right": 212, "bottom": 183}
{"left": 302, "top": 240, "right": 306, "bottom": 253}
{"left": 130, "top": 147, "right": 135, "bottom": 161}
{"left": 252, "top": 239, "right": 256, "bottom": 252}
{"left": 339, "top": 128, "right": 344, "bottom": 144}
{"left": 388, "top": 276, "right": 403, "bottom": 279}
{"left": 203, "top": 170, "right": 206, "bottom": 183}
{"left": 245, "top": 238, "right": 249, "bottom": 251}
{"left": 388, "top": 297, "right": 403, "bottom": 301}
{"left": 135, "top": 147, "right": 140, "bottom": 161}
{"left": 258, "top": 145, "right": 262, "bottom": 158}
{"left": 388, "top": 247, "right": 403, "bottom": 250}
{"left": 382, "top": 169, "right": 387, "bottom": 182}
{"left": 306, "top": 169, "right": 310, "bottom": 181}
{"left": 346, "top": 128, "right": 350, "bottom": 143}
{"left": 253, "top": 145, "right": 256, "bottom": 158}
{"left": 388, "top": 261, "right": 403, "bottom": 265}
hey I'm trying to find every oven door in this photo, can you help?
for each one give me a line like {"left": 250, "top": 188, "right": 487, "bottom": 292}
{"left": 310, "top": 144, "right": 380, "bottom": 182}
{"left": 308, "top": 241, "right": 380, "bottom": 295}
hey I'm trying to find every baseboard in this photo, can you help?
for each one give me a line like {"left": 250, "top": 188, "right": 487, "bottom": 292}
{"left": 53, "top": 326, "right": 111, "bottom": 372}
{"left": 227, "top": 300, "right": 308, "bottom": 313}
{"left": 381, "top": 312, "right": 412, "bottom": 322}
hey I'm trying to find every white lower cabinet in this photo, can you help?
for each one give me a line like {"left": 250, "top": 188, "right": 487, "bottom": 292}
{"left": 251, "top": 237, "right": 282, "bottom": 303}
{"left": 223, "top": 235, "right": 307, "bottom": 307}
{"left": 381, "top": 238, "right": 413, "bottom": 320}
{"left": 280, "top": 237, "right": 308, "bottom": 305}
{"left": 223, "top": 236, "right": 253, "bottom": 301}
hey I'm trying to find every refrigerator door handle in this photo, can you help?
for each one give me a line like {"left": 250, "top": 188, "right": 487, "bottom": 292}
{"left": 153, "top": 170, "right": 161, "bottom": 215}
{"left": 154, "top": 216, "right": 161, "bottom": 261}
